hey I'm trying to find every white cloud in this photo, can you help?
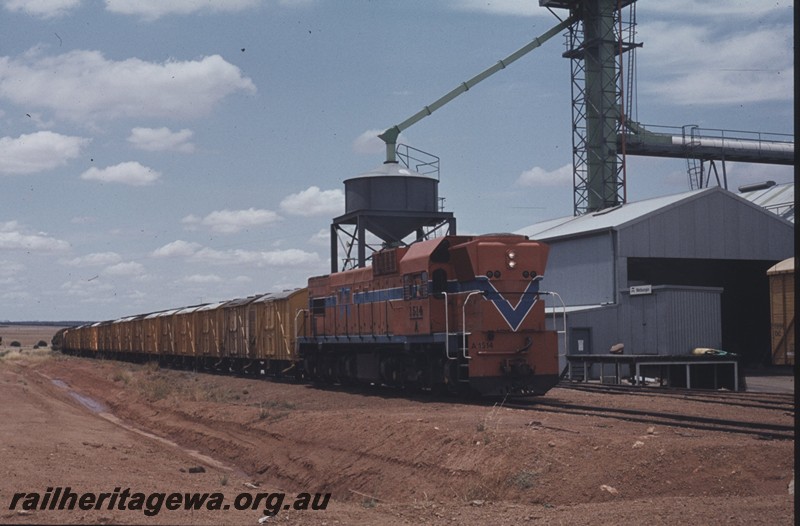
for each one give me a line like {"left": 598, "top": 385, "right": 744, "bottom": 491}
{"left": 24, "top": 112, "right": 55, "bottom": 129}
{"left": 0, "top": 50, "right": 256, "bottom": 123}
{"left": 280, "top": 186, "right": 344, "bottom": 217}
{"left": 128, "top": 127, "right": 195, "bottom": 153}
{"left": 3, "top": 0, "right": 81, "bottom": 18}
{"left": 151, "top": 240, "right": 202, "bottom": 258}
{"left": 0, "top": 131, "right": 89, "bottom": 175}
{"left": 104, "top": 0, "right": 260, "bottom": 20}
{"left": 60, "top": 278, "right": 114, "bottom": 298}
{"left": 0, "top": 221, "right": 70, "bottom": 252}
{"left": 62, "top": 252, "right": 122, "bottom": 267}
{"left": 181, "top": 274, "right": 222, "bottom": 284}
{"left": 447, "top": 0, "right": 550, "bottom": 17}
{"left": 308, "top": 228, "right": 330, "bottom": 247}
{"left": 0, "top": 260, "right": 24, "bottom": 277}
{"left": 516, "top": 163, "right": 572, "bottom": 187}
{"left": 638, "top": 22, "right": 792, "bottom": 106}
{"left": 189, "top": 208, "right": 281, "bottom": 234}
{"left": 640, "top": 0, "right": 790, "bottom": 18}
{"left": 181, "top": 215, "right": 201, "bottom": 230}
{"left": 353, "top": 129, "right": 386, "bottom": 155}
{"left": 103, "top": 261, "right": 145, "bottom": 276}
{"left": 81, "top": 161, "right": 161, "bottom": 186}
{"left": 191, "top": 247, "right": 321, "bottom": 268}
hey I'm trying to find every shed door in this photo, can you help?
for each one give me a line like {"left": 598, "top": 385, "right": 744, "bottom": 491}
{"left": 630, "top": 295, "right": 658, "bottom": 354}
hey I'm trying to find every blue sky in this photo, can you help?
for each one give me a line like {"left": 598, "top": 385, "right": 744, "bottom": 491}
{"left": 0, "top": 0, "right": 793, "bottom": 321}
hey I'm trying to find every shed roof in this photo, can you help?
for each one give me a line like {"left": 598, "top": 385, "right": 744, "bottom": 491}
{"left": 739, "top": 182, "right": 794, "bottom": 223}
{"left": 517, "top": 186, "right": 793, "bottom": 242}
{"left": 767, "top": 257, "right": 795, "bottom": 275}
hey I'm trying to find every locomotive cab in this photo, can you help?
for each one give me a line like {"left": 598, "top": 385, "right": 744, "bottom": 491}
{"left": 444, "top": 234, "right": 559, "bottom": 395}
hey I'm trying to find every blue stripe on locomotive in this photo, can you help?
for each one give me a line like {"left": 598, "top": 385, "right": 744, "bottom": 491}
{"left": 313, "top": 276, "right": 540, "bottom": 333}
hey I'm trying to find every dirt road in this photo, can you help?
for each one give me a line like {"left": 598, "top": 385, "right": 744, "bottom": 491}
{"left": 1, "top": 351, "right": 794, "bottom": 525}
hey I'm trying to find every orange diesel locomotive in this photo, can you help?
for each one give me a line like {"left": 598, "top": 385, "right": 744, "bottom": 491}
{"left": 299, "top": 233, "right": 558, "bottom": 396}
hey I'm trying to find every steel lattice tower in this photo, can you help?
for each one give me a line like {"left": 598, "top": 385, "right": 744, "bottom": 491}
{"left": 543, "top": 0, "right": 639, "bottom": 215}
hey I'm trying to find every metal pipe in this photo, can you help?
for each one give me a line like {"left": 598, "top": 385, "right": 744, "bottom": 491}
{"left": 378, "top": 16, "right": 575, "bottom": 163}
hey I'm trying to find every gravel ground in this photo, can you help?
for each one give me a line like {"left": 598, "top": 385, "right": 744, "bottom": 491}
{"left": 0, "top": 347, "right": 793, "bottom": 525}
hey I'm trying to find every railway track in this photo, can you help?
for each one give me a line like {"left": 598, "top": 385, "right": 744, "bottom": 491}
{"left": 555, "top": 381, "right": 795, "bottom": 413}
{"left": 506, "top": 386, "right": 794, "bottom": 441}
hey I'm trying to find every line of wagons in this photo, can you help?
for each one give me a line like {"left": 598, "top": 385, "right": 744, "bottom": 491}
{"left": 61, "top": 289, "right": 308, "bottom": 377}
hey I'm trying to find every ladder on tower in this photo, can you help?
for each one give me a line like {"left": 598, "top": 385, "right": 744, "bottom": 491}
{"left": 684, "top": 125, "right": 704, "bottom": 190}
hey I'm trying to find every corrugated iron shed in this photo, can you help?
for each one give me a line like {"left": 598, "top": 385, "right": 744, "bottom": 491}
{"left": 515, "top": 186, "right": 794, "bottom": 367}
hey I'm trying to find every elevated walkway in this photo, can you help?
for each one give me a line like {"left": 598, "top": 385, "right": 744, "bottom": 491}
{"left": 565, "top": 353, "right": 740, "bottom": 391}
{"left": 621, "top": 123, "right": 794, "bottom": 165}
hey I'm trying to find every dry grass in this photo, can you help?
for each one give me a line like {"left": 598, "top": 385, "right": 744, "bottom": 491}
{"left": 132, "top": 367, "right": 254, "bottom": 405}
{"left": 0, "top": 324, "right": 64, "bottom": 367}
{"left": 0, "top": 347, "right": 53, "bottom": 365}
{"left": 111, "top": 368, "right": 134, "bottom": 385}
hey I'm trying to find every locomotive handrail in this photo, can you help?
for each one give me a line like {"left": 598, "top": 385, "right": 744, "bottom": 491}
{"left": 540, "top": 290, "right": 568, "bottom": 358}
{"left": 441, "top": 292, "right": 456, "bottom": 360}
{"left": 462, "top": 291, "right": 485, "bottom": 360}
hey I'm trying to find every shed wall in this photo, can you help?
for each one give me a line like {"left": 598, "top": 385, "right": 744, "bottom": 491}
{"left": 619, "top": 286, "right": 722, "bottom": 355}
{"left": 617, "top": 191, "right": 794, "bottom": 260}
{"left": 543, "top": 233, "right": 615, "bottom": 306}
{"left": 548, "top": 286, "right": 722, "bottom": 379}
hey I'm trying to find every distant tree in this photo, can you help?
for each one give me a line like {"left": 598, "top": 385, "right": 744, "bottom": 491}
{"left": 9, "top": 341, "right": 21, "bottom": 347}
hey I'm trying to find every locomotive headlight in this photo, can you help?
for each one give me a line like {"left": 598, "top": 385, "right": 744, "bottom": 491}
{"left": 506, "top": 250, "right": 517, "bottom": 269}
